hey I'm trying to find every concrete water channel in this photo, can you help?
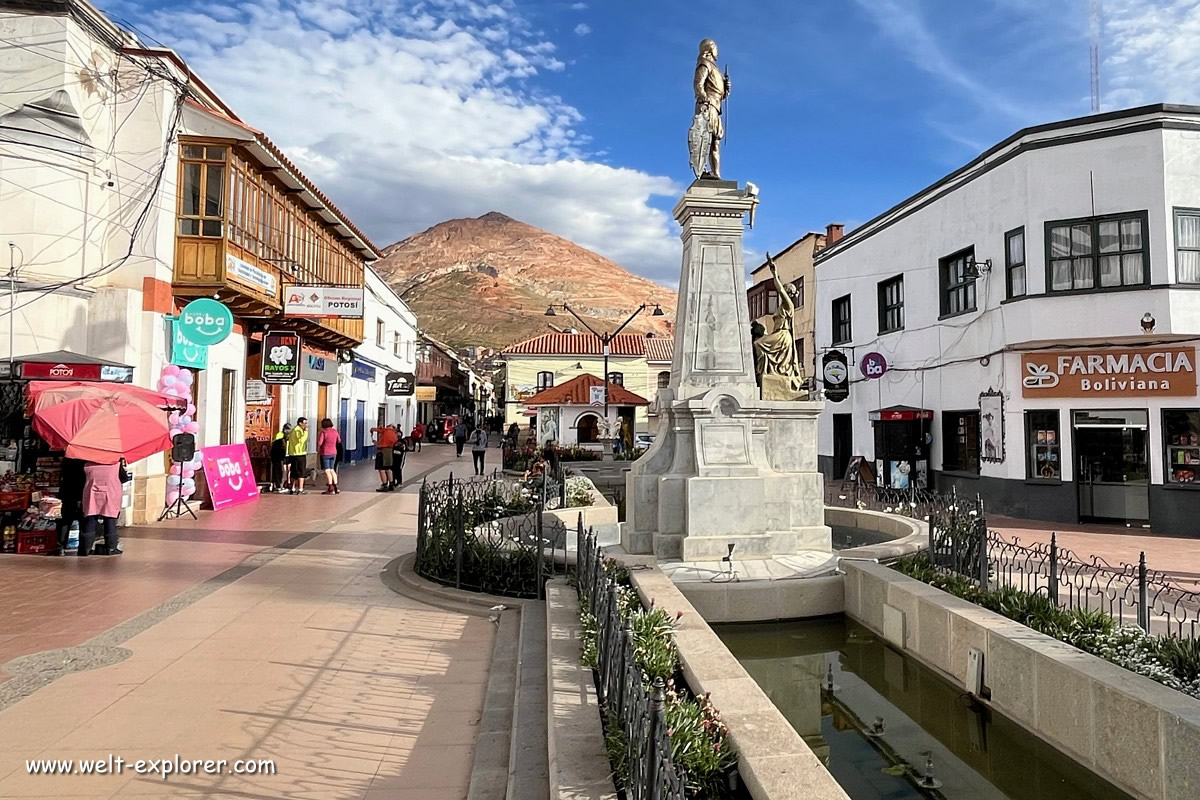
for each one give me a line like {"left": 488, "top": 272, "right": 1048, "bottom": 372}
{"left": 715, "top": 616, "right": 1134, "bottom": 800}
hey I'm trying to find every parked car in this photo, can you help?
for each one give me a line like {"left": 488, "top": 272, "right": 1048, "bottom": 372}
{"left": 634, "top": 432, "right": 655, "bottom": 449}
{"left": 427, "top": 416, "right": 458, "bottom": 442}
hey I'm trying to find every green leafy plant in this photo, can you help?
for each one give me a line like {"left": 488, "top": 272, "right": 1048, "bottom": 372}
{"left": 566, "top": 476, "right": 596, "bottom": 508}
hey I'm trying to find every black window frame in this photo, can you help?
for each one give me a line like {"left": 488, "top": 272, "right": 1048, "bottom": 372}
{"left": 536, "top": 371, "right": 554, "bottom": 390}
{"left": 1024, "top": 410, "right": 1061, "bottom": 481}
{"left": 1174, "top": 207, "right": 1200, "bottom": 285}
{"left": 1162, "top": 408, "right": 1200, "bottom": 485}
{"left": 1044, "top": 210, "right": 1150, "bottom": 294}
{"left": 939, "top": 247, "right": 977, "bottom": 318}
{"left": 794, "top": 277, "right": 805, "bottom": 308}
{"left": 877, "top": 275, "right": 904, "bottom": 334}
{"left": 942, "top": 410, "right": 980, "bottom": 475}
{"left": 1005, "top": 226, "right": 1026, "bottom": 299}
{"left": 607, "top": 371, "right": 624, "bottom": 387}
{"left": 832, "top": 294, "right": 852, "bottom": 345}
{"left": 656, "top": 371, "right": 670, "bottom": 389}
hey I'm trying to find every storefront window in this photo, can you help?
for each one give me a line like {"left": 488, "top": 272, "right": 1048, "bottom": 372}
{"left": 941, "top": 411, "right": 980, "bottom": 474}
{"left": 1163, "top": 409, "right": 1200, "bottom": 484}
{"left": 1025, "top": 410, "right": 1060, "bottom": 480}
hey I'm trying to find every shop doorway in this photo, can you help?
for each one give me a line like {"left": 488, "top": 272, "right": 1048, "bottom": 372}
{"left": 338, "top": 399, "right": 349, "bottom": 462}
{"left": 1073, "top": 410, "right": 1150, "bottom": 524}
{"left": 832, "top": 414, "right": 853, "bottom": 479}
{"left": 355, "top": 400, "right": 367, "bottom": 461}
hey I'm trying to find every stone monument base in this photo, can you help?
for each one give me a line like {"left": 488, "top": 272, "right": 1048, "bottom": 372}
{"left": 625, "top": 388, "right": 831, "bottom": 562}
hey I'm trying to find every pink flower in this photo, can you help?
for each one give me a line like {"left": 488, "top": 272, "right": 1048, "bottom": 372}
{"left": 675, "top": 610, "right": 684, "bottom": 621}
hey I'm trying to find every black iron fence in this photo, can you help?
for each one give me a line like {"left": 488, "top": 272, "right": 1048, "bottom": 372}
{"left": 988, "top": 532, "right": 1200, "bottom": 639}
{"left": 577, "top": 524, "right": 687, "bottom": 800}
{"left": 886, "top": 485, "right": 1200, "bottom": 640}
{"left": 414, "top": 469, "right": 566, "bottom": 599}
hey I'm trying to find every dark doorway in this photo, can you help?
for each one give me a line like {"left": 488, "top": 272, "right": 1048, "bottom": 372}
{"left": 833, "top": 414, "right": 853, "bottom": 479}
{"left": 1074, "top": 409, "right": 1149, "bottom": 524}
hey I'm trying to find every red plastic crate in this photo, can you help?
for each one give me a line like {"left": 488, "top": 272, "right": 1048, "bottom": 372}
{"left": 16, "top": 530, "right": 52, "bottom": 554}
{"left": 0, "top": 491, "right": 30, "bottom": 511}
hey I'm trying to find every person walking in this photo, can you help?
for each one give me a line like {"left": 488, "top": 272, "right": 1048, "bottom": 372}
{"left": 506, "top": 422, "right": 520, "bottom": 450}
{"left": 317, "top": 418, "right": 341, "bottom": 494}
{"left": 453, "top": 419, "right": 468, "bottom": 458}
{"left": 79, "top": 460, "right": 124, "bottom": 556}
{"left": 371, "top": 423, "right": 397, "bottom": 491}
{"left": 411, "top": 421, "right": 424, "bottom": 453}
{"left": 270, "top": 423, "right": 291, "bottom": 492}
{"left": 471, "top": 426, "right": 488, "bottom": 476}
{"left": 390, "top": 426, "right": 407, "bottom": 488}
{"left": 286, "top": 417, "right": 309, "bottom": 494}
{"left": 52, "top": 457, "right": 86, "bottom": 555}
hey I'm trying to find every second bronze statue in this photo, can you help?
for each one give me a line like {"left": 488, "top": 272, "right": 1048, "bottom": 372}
{"left": 753, "top": 253, "right": 809, "bottom": 401}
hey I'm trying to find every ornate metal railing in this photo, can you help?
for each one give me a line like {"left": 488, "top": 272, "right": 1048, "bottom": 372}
{"left": 414, "top": 469, "right": 565, "bottom": 599}
{"left": 988, "top": 532, "right": 1200, "bottom": 639}
{"left": 825, "top": 482, "right": 979, "bottom": 524}
{"left": 577, "top": 524, "right": 687, "bottom": 800}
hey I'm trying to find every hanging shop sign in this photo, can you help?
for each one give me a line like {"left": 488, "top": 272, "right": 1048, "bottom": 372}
{"left": 168, "top": 316, "right": 208, "bottom": 370}
{"left": 283, "top": 286, "right": 365, "bottom": 318}
{"left": 351, "top": 358, "right": 376, "bottom": 382}
{"left": 225, "top": 253, "right": 277, "bottom": 296}
{"left": 261, "top": 331, "right": 301, "bottom": 385}
{"left": 384, "top": 372, "right": 415, "bottom": 396}
{"left": 860, "top": 351, "right": 888, "bottom": 380}
{"left": 177, "top": 298, "right": 234, "bottom": 346}
{"left": 245, "top": 379, "right": 271, "bottom": 405}
{"left": 415, "top": 386, "right": 437, "bottom": 402}
{"left": 822, "top": 350, "right": 849, "bottom": 402}
{"left": 300, "top": 351, "right": 337, "bottom": 384}
{"left": 589, "top": 386, "right": 606, "bottom": 406}
{"left": 1021, "top": 346, "right": 1197, "bottom": 398}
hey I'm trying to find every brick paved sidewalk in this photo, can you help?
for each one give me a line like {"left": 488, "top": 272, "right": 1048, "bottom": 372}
{"left": 0, "top": 443, "right": 493, "bottom": 799}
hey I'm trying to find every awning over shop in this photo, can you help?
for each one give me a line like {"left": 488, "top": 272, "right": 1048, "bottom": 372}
{"left": 1, "top": 350, "right": 134, "bottom": 383}
{"left": 870, "top": 405, "right": 934, "bottom": 422}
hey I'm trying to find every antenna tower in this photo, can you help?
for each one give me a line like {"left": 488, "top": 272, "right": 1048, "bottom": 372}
{"left": 1090, "top": 0, "right": 1102, "bottom": 113}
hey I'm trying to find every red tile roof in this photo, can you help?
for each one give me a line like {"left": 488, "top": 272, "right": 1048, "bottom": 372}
{"left": 523, "top": 373, "right": 650, "bottom": 406}
{"left": 503, "top": 332, "right": 648, "bottom": 356}
{"left": 644, "top": 337, "right": 674, "bottom": 364}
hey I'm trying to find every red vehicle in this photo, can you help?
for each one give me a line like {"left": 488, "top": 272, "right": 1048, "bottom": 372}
{"left": 427, "top": 415, "right": 459, "bottom": 442}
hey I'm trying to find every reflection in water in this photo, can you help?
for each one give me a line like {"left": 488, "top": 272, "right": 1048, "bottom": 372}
{"left": 715, "top": 617, "right": 1134, "bottom": 800}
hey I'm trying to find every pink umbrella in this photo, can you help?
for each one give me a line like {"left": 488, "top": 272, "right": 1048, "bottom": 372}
{"left": 29, "top": 381, "right": 185, "bottom": 465}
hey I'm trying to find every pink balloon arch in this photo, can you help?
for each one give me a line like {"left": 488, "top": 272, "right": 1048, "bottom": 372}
{"left": 158, "top": 364, "right": 203, "bottom": 504}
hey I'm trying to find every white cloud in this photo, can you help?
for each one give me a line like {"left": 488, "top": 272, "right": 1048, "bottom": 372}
{"left": 570, "top": 2, "right": 588, "bottom": 9}
{"left": 132, "top": 0, "right": 679, "bottom": 282}
{"left": 574, "top": 22, "right": 591, "bottom": 36}
{"left": 1102, "top": 0, "right": 1200, "bottom": 107}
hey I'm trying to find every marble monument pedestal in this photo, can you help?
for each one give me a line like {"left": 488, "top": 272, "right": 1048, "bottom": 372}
{"left": 625, "top": 387, "right": 830, "bottom": 561}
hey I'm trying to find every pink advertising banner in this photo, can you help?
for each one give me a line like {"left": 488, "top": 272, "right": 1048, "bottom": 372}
{"left": 200, "top": 443, "right": 260, "bottom": 511}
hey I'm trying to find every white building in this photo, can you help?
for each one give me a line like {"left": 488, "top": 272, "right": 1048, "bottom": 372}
{"left": 337, "top": 269, "right": 419, "bottom": 461}
{"left": 0, "top": 0, "right": 380, "bottom": 520}
{"left": 814, "top": 104, "right": 1200, "bottom": 535}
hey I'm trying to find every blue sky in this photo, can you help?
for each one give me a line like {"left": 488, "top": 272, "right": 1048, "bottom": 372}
{"left": 107, "top": 0, "right": 1200, "bottom": 285}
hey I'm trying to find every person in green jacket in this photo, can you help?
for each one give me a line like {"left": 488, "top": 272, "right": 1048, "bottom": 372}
{"left": 270, "top": 423, "right": 291, "bottom": 492}
{"left": 286, "top": 417, "right": 309, "bottom": 494}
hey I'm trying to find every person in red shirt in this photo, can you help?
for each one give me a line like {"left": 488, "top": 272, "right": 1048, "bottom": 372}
{"left": 372, "top": 424, "right": 399, "bottom": 491}
{"left": 411, "top": 421, "right": 424, "bottom": 452}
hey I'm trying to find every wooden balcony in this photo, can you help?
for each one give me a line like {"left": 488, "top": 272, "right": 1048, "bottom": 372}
{"left": 173, "top": 237, "right": 363, "bottom": 350}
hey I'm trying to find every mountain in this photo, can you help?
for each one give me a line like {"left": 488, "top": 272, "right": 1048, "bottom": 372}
{"left": 373, "top": 212, "right": 676, "bottom": 351}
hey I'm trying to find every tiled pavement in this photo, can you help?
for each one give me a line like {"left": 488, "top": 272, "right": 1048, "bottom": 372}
{"left": 0, "top": 444, "right": 495, "bottom": 799}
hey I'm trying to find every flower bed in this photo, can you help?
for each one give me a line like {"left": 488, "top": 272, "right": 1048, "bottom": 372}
{"left": 894, "top": 553, "right": 1200, "bottom": 699}
{"left": 576, "top": 556, "right": 740, "bottom": 799}
{"left": 566, "top": 476, "right": 595, "bottom": 508}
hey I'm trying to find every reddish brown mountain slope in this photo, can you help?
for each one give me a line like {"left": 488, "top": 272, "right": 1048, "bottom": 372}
{"left": 373, "top": 212, "right": 676, "bottom": 350}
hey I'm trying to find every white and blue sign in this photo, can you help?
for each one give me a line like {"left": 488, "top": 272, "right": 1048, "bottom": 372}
{"left": 177, "top": 298, "right": 234, "bottom": 346}
{"left": 352, "top": 358, "right": 376, "bottom": 382}
{"left": 168, "top": 316, "right": 208, "bottom": 370}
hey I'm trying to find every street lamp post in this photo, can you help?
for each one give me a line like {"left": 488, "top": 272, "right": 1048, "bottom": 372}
{"left": 545, "top": 302, "right": 665, "bottom": 436}
{"left": 7, "top": 243, "right": 23, "bottom": 378}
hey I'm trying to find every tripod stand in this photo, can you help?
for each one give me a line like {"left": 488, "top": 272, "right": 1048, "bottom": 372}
{"left": 157, "top": 454, "right": 197, "bottom": 521}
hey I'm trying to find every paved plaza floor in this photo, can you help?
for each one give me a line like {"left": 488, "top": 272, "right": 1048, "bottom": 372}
{"left": 0, "top": 443, "right": 493, "bottom": 800}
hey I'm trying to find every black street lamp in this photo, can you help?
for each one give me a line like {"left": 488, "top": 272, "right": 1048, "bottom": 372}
{"left": 545, "top": 302, "right": 665, "bottom": 422}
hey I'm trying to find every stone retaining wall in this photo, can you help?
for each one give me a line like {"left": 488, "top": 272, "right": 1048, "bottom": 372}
{"left": 624, "top": 561, "right": 851, "bottom": 800}
{"left": 843, "top": 561, "right": 1200, "bottom": 800}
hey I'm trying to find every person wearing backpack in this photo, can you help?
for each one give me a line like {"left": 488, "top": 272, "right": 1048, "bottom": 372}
{"left": 471, "top": 427, "right": 488, "bottom": 476}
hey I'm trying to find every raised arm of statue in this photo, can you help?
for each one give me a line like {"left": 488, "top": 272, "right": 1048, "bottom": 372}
{"left": 767, "top": 254, "right": 794, "bottom": 316}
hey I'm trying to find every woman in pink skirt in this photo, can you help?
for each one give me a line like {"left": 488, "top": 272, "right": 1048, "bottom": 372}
{"left": 79, "top": 461, "right": 124, "bottom": 556}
